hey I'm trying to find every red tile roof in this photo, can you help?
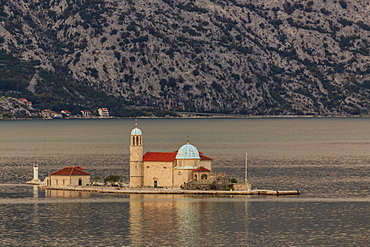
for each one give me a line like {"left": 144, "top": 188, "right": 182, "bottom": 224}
{"left": 193, "top": 166, "right": 211, "bottom": 172}
{"left": 199, "top": 154, "right": 212, "bottom": 160}
{"left": 50, "top": 166, "right": 91, "bottom": 176}
{"left": 143, "top": 151, "right": 212, "bottom": 161}
{"left": 143, "top": 152, "right": 177, "bottom": 162}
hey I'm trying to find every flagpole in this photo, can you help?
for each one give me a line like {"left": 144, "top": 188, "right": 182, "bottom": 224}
{"left": 245, "top": 153, "right": 248, "bottom": 182}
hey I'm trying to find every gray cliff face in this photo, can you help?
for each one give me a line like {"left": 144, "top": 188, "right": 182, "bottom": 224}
{"left": 0, "top": 0, "right": 369, "bottom": 115}
{"left": 0, "top": 97, "right": 40, "bottom": 118}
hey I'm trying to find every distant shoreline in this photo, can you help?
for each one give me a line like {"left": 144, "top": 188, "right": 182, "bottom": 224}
{"left": 1, "top": 114, "right": 369, "bottom": 120}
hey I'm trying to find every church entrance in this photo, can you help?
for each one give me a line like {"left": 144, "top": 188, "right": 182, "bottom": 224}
{"left": 154, "top": 181, "right": 158, "bottom": 188}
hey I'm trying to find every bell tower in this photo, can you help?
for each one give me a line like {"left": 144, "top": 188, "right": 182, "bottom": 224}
{"left": 129, "top": 124, "right": 143, "bottom": 187}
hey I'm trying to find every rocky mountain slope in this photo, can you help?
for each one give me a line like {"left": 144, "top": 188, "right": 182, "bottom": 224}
{"left": 0, "top": 0, "right": 369, "bottom": 115}
{"left": 0, "top": 97, "right": 40, "bottom": 118}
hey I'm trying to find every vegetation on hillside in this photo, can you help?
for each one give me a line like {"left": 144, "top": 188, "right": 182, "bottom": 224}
{"left": 0, "top": 0, "right": 369, "bottom": 116}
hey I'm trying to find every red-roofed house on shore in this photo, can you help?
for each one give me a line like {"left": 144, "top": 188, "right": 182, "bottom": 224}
{"left": 129, "top": 124, "right": 213, "bottom": 188}
{"left": 81, "top": 110, "right": 92, "bottom": 117}
{"left": 61, "top": 110, "right": 71, "bottom": 117}
{"left": 48, "top": 166, "right": 91, "bottom": 187}
{"left": 98, "top": 108, "right": 109, "bottom": 117}
{"left": 42, "top": 109, "right": 53, "bottom": 118}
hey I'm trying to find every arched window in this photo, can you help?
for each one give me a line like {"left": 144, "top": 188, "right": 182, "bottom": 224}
{"left": 201, "top": 174, "right": 208, "bottom": 180}
{"left": 78, "top": 178, "right": 82, "bottom": 186}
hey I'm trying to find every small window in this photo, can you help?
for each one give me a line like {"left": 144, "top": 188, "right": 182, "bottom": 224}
{"left": 163, "top": 166, "right": 167, "bottom": 169}
{"left": 146, "top": 166, "right": 150, "bottom": 168}
{"left": 178, "top": 171, "right": 182, "bottom": 175}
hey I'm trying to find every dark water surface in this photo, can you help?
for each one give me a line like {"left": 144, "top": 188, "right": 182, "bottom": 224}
{"left": 1, "top": 118, "right": 370, "bottom": 246}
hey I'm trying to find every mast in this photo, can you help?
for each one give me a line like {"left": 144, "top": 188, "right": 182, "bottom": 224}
{"left": 245, "top": 153, "right": 248, "bottom": 182}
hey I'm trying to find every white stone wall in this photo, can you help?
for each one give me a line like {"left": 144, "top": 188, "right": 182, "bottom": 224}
{"left": 173, "top": 169, "right": 193, "bottom": 188}
{"left": 130, "top": 135, "right": 143, "bottom": 188}
{"left": 143, "top": 161, "right": 173, "bottom": 187}
{"left": 175, "top": 159, "right": 199, "bottom": 168}
{"left": 199, "top": 160, "right": 212, "bottom": 170}
{"left": 233, "top": 182, "right": 252, "bottom": 191}
{"left": 50, "top": 175, "right": 90, "bottom": 187}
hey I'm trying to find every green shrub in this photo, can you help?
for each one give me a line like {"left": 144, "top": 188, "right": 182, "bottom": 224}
{"left": 104, "top": 175, "right": 121, "bottom": 183}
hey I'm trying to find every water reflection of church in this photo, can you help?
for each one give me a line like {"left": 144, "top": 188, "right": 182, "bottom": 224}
{"left": 130, "top": 125, "right": 213, "bottom": 188}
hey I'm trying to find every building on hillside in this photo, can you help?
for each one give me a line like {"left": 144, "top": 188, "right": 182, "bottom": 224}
{"left": 98, "top": 108, "right": 109, "bottom": 117}
{"left": 42, "top": 109, "right": 53, "bottom": 118}
{"left": 81, "top": 110, "right": 92, "bottom": 117}
{"left": 129, "top": 125, "right": 214, "bottom": 188}
{"left": 53, "top": 113, "right": 63, "bottom": 119}
{"left": 19, "top": 98, "right": 32, "bottom": 106}
{"left": 48, "top": 166, "right": 91, "bottom": 187}
{"left": 61, "top": 110, "right": 71, "bottom": 117}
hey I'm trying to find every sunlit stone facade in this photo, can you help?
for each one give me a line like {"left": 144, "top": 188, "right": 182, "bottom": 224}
{"left": 129, "top": 126, "right": 212, "bottom": 188}
{"left": 48, "top": 166, "right": 91, "bottom": 187}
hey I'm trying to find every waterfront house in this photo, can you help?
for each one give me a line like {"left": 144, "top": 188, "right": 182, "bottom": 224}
{"left": 61, "top": 110, "right": 71, "bottom": 117}
{"left": 48, "top": 166, "right": 91, "bottom": 187}
{"left": 81, "top": 110, "right": 92, "bottom": 117}
{"left": 42, "top": 109, "right": 53, "bottom": 118}
{"left": 98, "top": 108, "right": 109, "bottom": 117}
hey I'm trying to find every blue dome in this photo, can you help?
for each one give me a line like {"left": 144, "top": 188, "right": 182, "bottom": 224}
{"left": 131, "top": 127, "right": 142, "bottom": 135}
{"left": 176, "top": 143, "right": 200, "bottom": 159}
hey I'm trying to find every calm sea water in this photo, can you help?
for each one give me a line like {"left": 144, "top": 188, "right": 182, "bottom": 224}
{"left": 1, "top": 118, "right": 370, "bottom": 246}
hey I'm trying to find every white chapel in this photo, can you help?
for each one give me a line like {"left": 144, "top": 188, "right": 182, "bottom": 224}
{"left": 129, "top": 125, "right": 212, "bottom": 188}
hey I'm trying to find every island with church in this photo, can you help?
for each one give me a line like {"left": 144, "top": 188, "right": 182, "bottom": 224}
{"left": 31, "top": 124, "right": 300, "bottom": 196}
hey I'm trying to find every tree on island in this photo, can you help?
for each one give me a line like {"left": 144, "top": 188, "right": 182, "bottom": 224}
{"left": 104, "top": 175, "right": 121, "bottom": 185}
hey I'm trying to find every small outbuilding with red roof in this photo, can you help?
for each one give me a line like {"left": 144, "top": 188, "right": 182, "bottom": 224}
{"left": 48, "top": 166, "right": 91, "bottom": 187}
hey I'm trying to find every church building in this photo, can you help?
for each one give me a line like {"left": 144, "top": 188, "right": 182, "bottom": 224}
{"left": 130, "top": 125, "right": 212, "bottom": 188}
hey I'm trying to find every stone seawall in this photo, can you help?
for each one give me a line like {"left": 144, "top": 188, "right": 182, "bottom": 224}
{"left": 38, "top": 186, "right": 300, "bottom": 196}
